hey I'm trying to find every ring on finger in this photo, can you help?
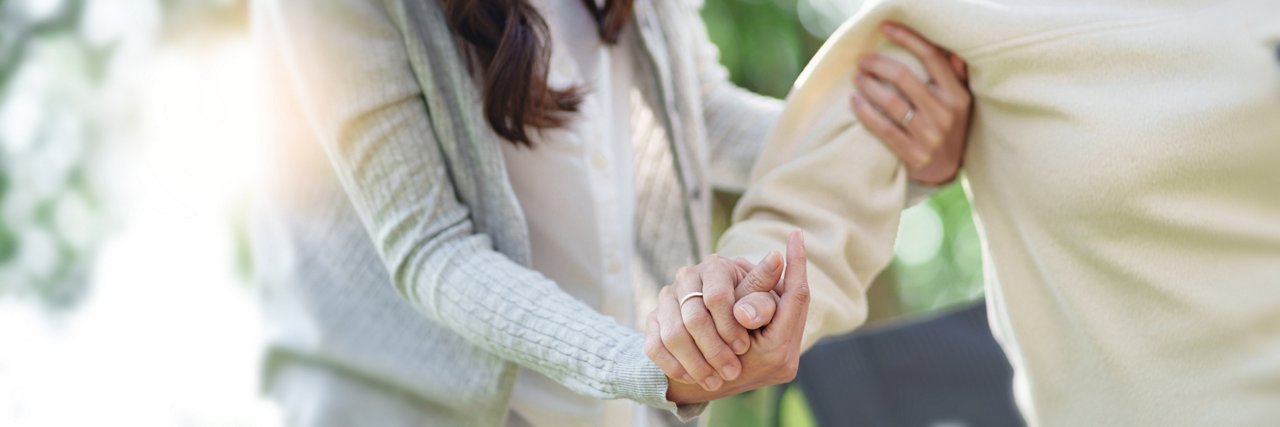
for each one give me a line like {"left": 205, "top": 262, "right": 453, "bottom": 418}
{"left": 900, "top": 109, "right": 915, "bottom": 128}
{"left": 679, "top": 292, "right": 705, "bottom": 308}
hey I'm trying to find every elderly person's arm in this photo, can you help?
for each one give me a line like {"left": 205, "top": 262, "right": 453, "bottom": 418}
{"left": 646, "top": 18, "right": 974, "bottom": 386}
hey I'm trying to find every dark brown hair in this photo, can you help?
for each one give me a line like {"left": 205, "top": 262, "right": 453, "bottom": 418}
{"left": 443, "top": 0, "right": 635, "bottom": 146}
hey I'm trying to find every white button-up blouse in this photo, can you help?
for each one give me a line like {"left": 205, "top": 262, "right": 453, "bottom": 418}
{"left": 501, "top": 0, "right": 651, "bottom": 425}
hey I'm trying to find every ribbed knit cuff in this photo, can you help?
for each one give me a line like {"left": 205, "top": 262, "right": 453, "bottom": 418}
{"left": 610, "top": 337, "right": 710, "bottom": 421}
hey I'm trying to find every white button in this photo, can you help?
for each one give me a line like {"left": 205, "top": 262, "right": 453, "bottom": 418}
{"left": 592, "top": 151, "right": 607, "bottom": 171}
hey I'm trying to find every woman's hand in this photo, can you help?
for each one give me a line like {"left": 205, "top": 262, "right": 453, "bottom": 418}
{"left": 852, "top": 22, "right": 973, "bottom": 185}
{"left": 644, "top": 231, "right": 809, "bottom": 403}
{"left": 644, "top": 251, "right": 782, "bottom": 391}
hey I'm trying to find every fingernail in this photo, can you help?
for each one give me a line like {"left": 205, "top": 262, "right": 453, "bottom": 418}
{"left": 723, "top": 363, "right": 741, "bottom": 381}
{"left": 732, "top": 338, "right": 750, "bottom": 355}
{"left": 704, "top": 375, "right": 723, "bottom": 391}
{"left": 737, "top": 304, "right": 759, "bottom": 324}
{"left": 761, "top": 251, "right": 782, "bottom": 271}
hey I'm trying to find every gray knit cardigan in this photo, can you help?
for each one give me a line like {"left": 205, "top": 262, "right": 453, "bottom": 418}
{"left": 251, "top": 0, "right": 782, "bottom": 425}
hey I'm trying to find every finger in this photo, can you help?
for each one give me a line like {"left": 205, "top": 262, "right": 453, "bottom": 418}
{"left": 855, "top": 74, "right": 939, "bottom": 161}
{"left": 732, "top": 257, "right": 755, "bottom": 272}
{"left": 701, "top": 259, "right": 753, "bottom": 356}
{"left": 734, "top": 291, "right": 779, "bottom": 329}
{"left": 855, "top": 73, "right": 914, "bottom": 130}
{"left": 762, "top": 231, "right": 810, "bottom": 345}
{"left": 857, "top": 54, "right": 947, "bottom": 135}
{"left": 659, "top": 284, "right": 721, "bottom": 391}
{"left": 948, "top": 53, "right": 969, "bottom": 83}
{"left": 733, "top": 251, "right": 784, "bottom": 299}
{"left": 676, "top": 272, "right": 742, "bottom": 384}
{"left": 852, "top": 93, "right": 929, "bottom": 169}
{"left": 881, "top": 22, "right": 965, "bottom": 99}
{"left": 645, "top": 314, "right": 693, "bottom": 384}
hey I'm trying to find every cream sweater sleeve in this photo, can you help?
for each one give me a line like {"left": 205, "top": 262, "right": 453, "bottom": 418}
{"left": 716, "top": 5, "right": 930, "bottom": 351}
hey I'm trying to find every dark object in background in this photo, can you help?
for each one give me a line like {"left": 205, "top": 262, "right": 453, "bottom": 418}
{"left": 793, "top": 301, "right": 1024, "bottom": 427}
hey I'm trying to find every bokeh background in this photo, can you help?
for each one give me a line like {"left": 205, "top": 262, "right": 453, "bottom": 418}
{"left": 0, "top": 0, "right": 983, "bottom": 425}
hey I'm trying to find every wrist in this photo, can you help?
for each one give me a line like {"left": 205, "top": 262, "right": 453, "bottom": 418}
{"left": 666, "top": 378, "right": 712, "bottom": 405}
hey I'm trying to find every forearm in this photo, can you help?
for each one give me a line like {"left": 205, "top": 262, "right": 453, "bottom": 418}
{"left": 260, "top": 0, "right": 675, "bottom": 409}
{"left": 423, "top": 232, "right": 673, "bottom": 407}
{"left": 716, "top": 8, "right": 918, "bottom": 351}
{"left": 715, "top": 127, "right": 907, "bottom": 351}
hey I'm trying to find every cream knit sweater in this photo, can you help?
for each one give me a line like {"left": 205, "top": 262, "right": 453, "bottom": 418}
{"left": 718, "top": 1, "right": 1280, "bottom": 425}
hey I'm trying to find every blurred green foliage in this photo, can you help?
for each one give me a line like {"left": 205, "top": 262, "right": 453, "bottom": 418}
{"left": 0, "top": 0, "right": 249, "bottom": 309}
{"left": 701, "top": 0, "right": 985, "bottom": 425}
{"left": 0, "top": 0, "right": 107, "bottom": 310}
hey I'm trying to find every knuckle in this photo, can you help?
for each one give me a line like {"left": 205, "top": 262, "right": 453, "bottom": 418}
{"left": 890, "top": 66, "right": 912, "bottom": 84}
{"left": 890, "top": 102, "right": 911, "bottom": 118}
{"left": 767, "top": 354, "right": 800, "bottom": 383}
{"left": 791, "top": 284, "right": 811, "bottom": 305}
{"left": 682, "top": 358, "right": 713, "bottom": 375}
{"left": 644, "top": 336, "right": 662, "bottom": 358}
{"left": 924, "top": 130, "right": 945, "bottom": 148}
{"left": 660, "top": 327, "right": 684, "bottom": 345}
{"left": 936, "top": 111, "right": 955, "bottom": 129}
{"left": 908, "top": 162, "right": 927, "bottom": 174}
{"left": 703, "top": 343, "right": 732, "bottom": 362}
{"left": 890, "top": 97, "right": 910, "bottom": 114}
{"left": 689, "top": 364, "right": 714, "bottom": 378}
{"left": 701, "top": 260, "right": 727, "bottom": 278}
{"left": 704, "top": 286, "right": 733, "bottom": 308}
{"left": 871, "top": 124, "right": 893, "bottom": 138}
{"left": 720, "top": 323, "right": 747, "bottom": 341}
{"left": 685, "top": 308, "right": 714, "bottom": 329}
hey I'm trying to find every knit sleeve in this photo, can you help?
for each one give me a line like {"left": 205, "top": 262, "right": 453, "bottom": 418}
{"left": 257, "top": 0, "right": 683, "bottom": 412}
{"left": 682, "top": 0, "right": 785, "bottom": 194}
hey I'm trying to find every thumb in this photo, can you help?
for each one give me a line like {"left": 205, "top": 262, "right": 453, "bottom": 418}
{"left": 762, "top": 230, "right": 810, "bottom": 343}
{"left": 734, "top": 291, "right": 778, "bottom": 329}
{"left": 733, "top": 251, "right": 783, "bottom": 299}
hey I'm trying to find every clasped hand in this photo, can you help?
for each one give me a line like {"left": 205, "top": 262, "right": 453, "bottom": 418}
{"left": 644, "top": 230, "right": 809, "bottom": 404}
{"left": 644, "top": 21, "right": 973, "bottom": 405}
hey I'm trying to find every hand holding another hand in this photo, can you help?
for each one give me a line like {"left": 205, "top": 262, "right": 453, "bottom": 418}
{"left": 644, "top": 231, "right": 809, "bottom": 404}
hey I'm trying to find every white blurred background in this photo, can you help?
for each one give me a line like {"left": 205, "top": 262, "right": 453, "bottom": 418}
{"left": 1, "top": 0, "right": 276, "bottom": 425}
